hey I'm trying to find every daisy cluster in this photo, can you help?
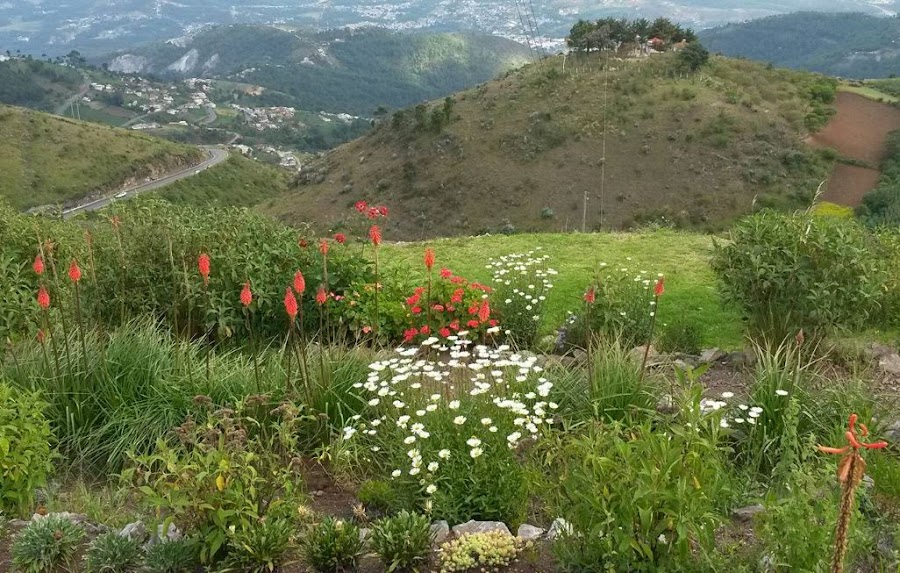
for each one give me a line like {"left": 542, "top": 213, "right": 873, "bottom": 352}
{"left": 342, "top": 334, "right": 558, "bottom": 497}
{"left": 699, "top": 389, "right": 792, "bottom": 429}
{"left": 486, "top": 250, "right": 558, "bottom": 342}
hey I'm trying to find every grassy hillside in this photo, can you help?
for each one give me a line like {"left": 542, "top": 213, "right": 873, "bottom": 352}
{"left": 0, "top": 105, "right": 202, "bottom": 210}
{"left": 158, "top": 154, "right": 293, "bottom": 208}
{"left": 105, "top": 26, "right": 532, "bottom": 115}
{"left": 0, "top": 58, "right": 84, "bottom": 112}
{"left": 262, "top": 54, "right": 836, "bottom": 239}
{"left": 700, "top": 12, "right": 900, "bottom": 79}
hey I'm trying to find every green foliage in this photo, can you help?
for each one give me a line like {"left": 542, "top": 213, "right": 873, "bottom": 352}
{"left": 157, "top": 154, "right": 292, "bottom": 208}
{"left": 299, "top": 517, "right": 363, "bottom": 573}
{"left": 142, "top": 539, "right": 198, "bottom": 573}
{"left": 677, "top": 43, "right": 710, "bottom": 72}
{"left": 438, "top": 531, "right": 525, "bottom": 573}
{"left": 0, "top": 58, "right": 83, "bottom": 112}
{"left": 225, "top": 517, "right": 295, "bottom": 573}
{"left": 123, "top": 400, "right": 308, "bottom": 563}
{"left": 0, "top": 383, "right": 54, "bottom": 518}
{"left": 12, "top": 515, "right": 85, "bottom": 573}
{"left": 712, "top": 212, "right": 891, "bottom": 340}
{"left": 657, "top": 317, "right": 702, "bottom": 355}
{"left": 84, "top": 532, "right": 143, "bottom": 573}
{"left": 487, "top": 250, "right": 556, "bottom": 348}
{"left": 858, "top": 130, "right": 900, "bottom": 227}
{"left": 540, "top": 412, "right": 731, "bottom": 572}
{"left": 370, "top": 510, "right": 435, "bottom": 572}
{"left": 567, "top": 17, "right": 695, "bottom": 52}
{"left": 357, "top": 479, "right": 400, "bottom": 515}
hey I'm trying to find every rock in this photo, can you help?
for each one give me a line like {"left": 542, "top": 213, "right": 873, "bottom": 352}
{"left": 656, "top": 394, "right": 678, "bottom": 415}
{"left": 359, "top": 528, "right": 370, "bottom": 543}
{"left": 119, "top": 521, "right": 147, "bottom": 542}
{"left": 732, "top": 504, "right": 765, "bottom": 522}
{"left": 430, "top": 521, "right": 450, "bottom": 545}
{"left": 145, "top": 523, "right": 183, "bottom": 548}
{"left": 699, "top": 348, "right": 726, "bottom": 363}
{"left": 862, "top": 475, "right": 875, "bottom": 490}
{"left": 516, "top": 524, "right": 545, "bottom": 540}
{"left": 885, "top": 420, "right": 900, "bottom": 442}
{"left": 878, "top": 353, "right": 900, "bottom": 376}
{"left": 726, "top": 350, "right": 757, "bottom": 369}
{"left": 546, "top": 518, "right": 573, "bottom": 540}
{"left": 451, "top": 520, "right": 511, "bottom": 538}
{"left": 311, "top": 490, "right": 325, "bottom": 497}
{"left": 537, "top": 335, "right": 558, "bottom": 354}
{"left": 572, "top": 349, "right": 587, "bottom": 363}
{"left": 9, "top": 519, "right": 29, "bottom": 530}
{"left": 865, "top": 343, "right": 895, "bottom": 361}
{"left": 630, "top": 345, "right": 658, "bottom": 366}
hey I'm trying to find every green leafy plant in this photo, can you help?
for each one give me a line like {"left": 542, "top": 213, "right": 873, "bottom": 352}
{"left": 226, "top": 517, "right": 296, "bottom": 573}
{"left": 12, "top": 515, "right": 85, "bottom": 573}
{"left": 438, "top": 531, "right": 525, "bottom": 573}
{"left": 84, "top": 532, "right": 143, "bottom": 573}
{"left": 142, "top": 539, "right": 199, "bottom": 573}
{"left": 657, "top": 318, "right": 703, "bottom": 355}
{"left": 370, "top": 511, "right": 435, "bottom": 572}
{"left": 0, "top": 383, "right": 54, "bottom": 517}
{"left": 299, "top": 517, "right": 364, "bottom": 573}
{"left": 357, "top": 479, "right": 400, "bottom": 516}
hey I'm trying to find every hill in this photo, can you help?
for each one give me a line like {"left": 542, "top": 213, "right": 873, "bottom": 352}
{"left": 104, "top": 26, "right": 532, "bottom": 115}
{"left": 0, "top": 57, "right": 85, "bottom": 113}
{"left": 260, "top": 53, "right": 838, "bottom": 239}
{"left": 699, "top": 12, "right": 900, "bottom": 79}
{"left": 157, "top": 154, "right": 294, "bottom": 208}
{"left": 0, "top": 105, "right": 207, "bottom": 210}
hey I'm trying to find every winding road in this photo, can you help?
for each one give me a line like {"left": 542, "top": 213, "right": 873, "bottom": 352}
{"left": 61, "top": 147, "right": 229, "bottom": 218}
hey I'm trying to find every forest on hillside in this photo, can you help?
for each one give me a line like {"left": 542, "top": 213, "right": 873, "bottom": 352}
{"left": 0, "top": 57, "right": 83, "bottom": 111}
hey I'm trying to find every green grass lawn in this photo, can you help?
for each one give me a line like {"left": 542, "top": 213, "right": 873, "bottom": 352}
{"left": 839, "top": 84, "right": 900, "bottom": 103}
{"left": 384, "top": 230, "right": 746, "bottom": 349}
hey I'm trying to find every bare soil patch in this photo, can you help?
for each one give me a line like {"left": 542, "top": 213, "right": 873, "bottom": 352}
{"left": 820, "top": 163, "right": 882, "bottom": 206}
{"left": 809, "top": 92, "right": 900, "bottom": 165}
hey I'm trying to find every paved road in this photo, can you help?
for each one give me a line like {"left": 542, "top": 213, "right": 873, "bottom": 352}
{"left": 62, "top": 147, "right": 229, "bottom": 218}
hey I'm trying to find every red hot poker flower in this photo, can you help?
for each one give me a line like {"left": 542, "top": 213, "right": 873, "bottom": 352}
{"left": 319, "top": 239, "right": 330, "bottom": 256}
{"left": 68, "top": 259, "right": 82, "bottom": 283}
{"left": 198, "top": 253, "right": 210, "bottom": 284}
{"left": 315, "top": 286, "right": 328, "bottom": 306}
{"left": 654, "top": 276, "right": 665, "bottom": 297}
{"left": 584, "top": 287, "right": 596, "bottom": 304}
{"left": 355, "top": 200, "right": 368, "bottom": 213}
{"left": 424, "top": 248, "right": 435, "bottom": 271}
{"left": 284, "top": 287, "right": 298, "bottom": 321}
{"left": 37, "top": 286, "right": 51, "bottom": 310}
{"left": 478, "top": 300, "right": 490, "bottom": 323}
{"left": 369, "top": 225, "right": 382, "bottom": 247}
{"left": 334, "top": 233, "right": 347, "bottom": 244}
{"left": 240, "top": 282, "right": 253, "bottom": 308}
{"left": 293, "top": 271, "right": 306, "bottom": 295}
{"left": 378, "top": 205, "right": 389, "bottom": 217}
{"left": 33, "top": 255, "right": 45, "bottom": 276}
{"left": 440, "top": 268, "right": 452, "bottom": 279}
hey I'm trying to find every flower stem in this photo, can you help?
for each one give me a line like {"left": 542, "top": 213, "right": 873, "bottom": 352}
{"left": 73, "top": 282, "right": 89, "bottom": 374}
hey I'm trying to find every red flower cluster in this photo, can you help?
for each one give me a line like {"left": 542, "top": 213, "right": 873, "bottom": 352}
{"left": 240, "top": 282, "right": 253, "bottom": 308}
{"left": 284, "top": 287, "right": 298, "bottom": 321}
{"left": 293, "top": 271, "right": 306, "bottom": 295}
{"left": 37, "top": 286, "right": 50, "bottom": 310}
{"left": 334, "top": 233, "right": 347, "bottom": 244}
{"left": 33, "top": 255, "right": 44, "bottom": 276}
{"left": 198, "top": 253, "right": 210, "bottom": 285}
{"left": 654, "top": 276, "right": 665, "bottom": 297}
{"left": 354, "top": 200, "right": 389, "bottom": 219}
{"left": 68, "top": 260, "right": 82, "bottom": 283}
{"left": 584, "top": 287, "right": 596, "bottom": 304}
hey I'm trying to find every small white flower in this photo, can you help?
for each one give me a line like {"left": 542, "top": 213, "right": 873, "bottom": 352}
{"left": 368, "top": 398, "right": 380, "bottom": 406}
{"left": 775, "top": 389, "right": 789, "bottom": 396}
{"left": 438, "top": 449, "right": 451, "bottom": 459}
{"left": 480, "top": 418, "right": 492, "bottom": 426}
{"left": 470, "top": 447, "right": 483, "bottom": 458}
{"left": 410, "top": 467, "right": 421, "bottom": 475}
{"left": 428, "top": 462, "right": 439, "bottom": 472}
{"left": 466, "top": 437, "right": 482, "bottom": 448}
{"left": 426, "top": 484, "right": 437, "bottom": 494}
{"left": 721, "top": 392, "right": 734, "bottom": 399}
{"left": 342, "top": 427, "right": 357, "bottom": 439}
{"left": 448, "top": 400, "right": 460, "bottom": 410}
{"left": 391, "top": 469, "right": 401, "bottom": 478}
{"left": 404, "top": 435, "right": 416, "bottom": 444}
{"left": 453, "top": 416, "right": 467, "bottom": 425}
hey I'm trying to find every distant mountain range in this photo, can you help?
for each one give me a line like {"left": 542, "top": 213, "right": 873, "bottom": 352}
{"left": 700, "top": 12, "right": 900, "bottom": 78}
{"left": 2, "top": 0, "right": 897, "bottom": 58}
{"left": 102, "top": 26, "right": 533, "bottom": 115}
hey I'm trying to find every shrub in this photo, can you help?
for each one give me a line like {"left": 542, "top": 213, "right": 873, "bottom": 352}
{"left": 357, "top": 479, "right": 400, "bottom": 516}
{"left": 142, "top": 539, "right": 198, "bottom": 573}
{"left": 12, "top": 515, "right": 85, "bottom": 573}
{"left": 299, "top": 517, "right": 363, "bottom": 573}
{"left": 370, "top": 510, "right": 434, "bottom": 572}
{"left": 657, "top": 318, "right": 703, "bottom": 355}
{"left": 0, "top": 383, "right": 54, "bottom": 517}
{"left": 226, "top": 517, "right": 295, "bottom": 573}
{"left": 712, "top": 212, "right": 890, "bottom": 340}
{"left": 541, "top": 412, "right": 731, "bottom": 571}
{"left": 487, "top": 250, "right": 557, "bottom": 348}
{"left": 438, "top": 531, "right": 525, "bottom": 573}
{"left": 123, "top": 398, "right": 309, "bottom": 563}
{"left": 84, "top": 532, "right": 143, "bottom": 573}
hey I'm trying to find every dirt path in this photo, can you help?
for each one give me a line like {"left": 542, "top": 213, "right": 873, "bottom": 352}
{"left": 808, "top": 91, "right": 900, "bottom": 206}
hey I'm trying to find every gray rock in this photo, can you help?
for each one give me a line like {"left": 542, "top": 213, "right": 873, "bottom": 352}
{"left": 865, "top": 343, "right": 895, "bottom": 361}
{"left": 878, "top": 353, "right": 900, "bottom": 376}
{"left": 656, "top": 394, "right": 678, "bottom": 415}
{"left": 885, "top": 420, "right": 900, "bottom": 442}
{"left": 430, "top": 521, "right": 450, "bottom": 545}
{"left": 862, "top": 475, "right": 875, "bottom": 490}
{"left": 630, "top": 345, "right": 658, "bottom": 366}
{"left": 726, "top": 350, "right": 757, "bottom": 369}
{"left": 31, "top": 511, "right": 105, "bottom": 534}
{"left": 145, "top": 522, "right": 183, "bottom": 548}
{"left": 451, "top": 520, "right": 511, "bottom": 537}
{"left": 546, "top": 517, "right": 573, "bottom": 540}
{"left": 537, "top": 335, "right": 558, "bottom": 354}
{"left": 9, "top": 519, "right": 29, "bottom": 530}
{"left": 516, "top": 524, "right": 545, "bottom": 540}
{"left": 119, "top": 521, "right": 147, "bottom": 542}
{"left": 699, "top": 348, "right": 726, "bottom": 363}
{"left": 359, "top": 528, "right": 370, "bottom": 543}
{"left": 732, "top": 504, "right": 765, "bottom": 522}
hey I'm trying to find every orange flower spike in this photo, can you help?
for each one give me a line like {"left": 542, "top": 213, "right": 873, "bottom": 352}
{"left": 848, "top": 413, "right": 858, "bottom": 432}
{"left": 862, "top": 441, "right": 888, "bottom": 450}
{"left": 846, "top": 430, "right": 863, "bottom": 450}
{"left": 858, "top": 423, "right": 869, "bottom": 437}
{"left": 817, "top": 445, "right": 851, "bottom": 455}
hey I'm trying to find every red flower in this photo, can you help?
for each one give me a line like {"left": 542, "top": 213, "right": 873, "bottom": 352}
{"left": 439, "top": 327, "right": 451, "bottom": 338}
{"left": 467, "top": 319, "right": 479, "bottom": 328}
{"left": 420, "top": 325, "right": 430, "bottom": 335}
{"left": 406, "top": 294, "right": 420, "bottom": 306}
{"left": 198, "top": 253, "right": 210, "bottom": 284}
{"left": 33, "top": 255, "right": 45, "bottom": 276}
{"left": 478, "top": 300, "right": 490, "bottom": 323}
{"left": 446, "top": 305, "right": 455, "bottom": 313}
{"left": 584, "top": 287, "right": 596, "bottom": 304}
{"left": 378, "top": 205, "right": 389, "bottom": 217}
{"left": 467, "top": 304, "right": 478, "bottom": 316}
{"left": 37, "top": 329, "right": 46, "bottom": 344}
{"left": 369, "top": 225, "right": 382, "bottom": 246}
{"left": 37, "top": 286, "right": 50, "bottom": 310}
{"left": 489, "top": 319, "right": 498, "bottom": 327}
{"left": 316, "top": 286, "right": 327, "bottom": 306}
{"left": 440, "top": 268, "right": 452, "bottom": 279}
{"left": 654, "top": 276, "right": 665, "bottom": 297}
{"left": 424, "top": 248, "right": 435, "bottom": 271}
{"left": 240, "top": 282, "right": 253, "bottom": 308}
{"left": 403, "top": 328, "right": 418, "bottom": 343}
{"left": 433, "top": 304, "right": 445, "bottom": 312}
{"left": 299, "top": 238, "right": 309, "bottom": 248}
{"left": 362, "top": 325, "right": 372, "bottom": 334}
{"left": 293, "top": 271, "right": 306, "bottom": 295}
{"left": 367, "top": 207, "right": 379, "bottom": 219}
{"left": 818, "top": 413, "right": 889, "bottom": 456}
{"left": 334, "top": 233, "right": 347, "bottom": 244}
{"left": 411, "top": 306, "right": 422, "bottom": 315}
{"left": 284, "top": 287, "right": 298, "bottom": 321}
{"left": 68, "top": 259, "right": 82, "bottom": 283}
{"left": 449, "top": 320, "right": 460, "bottom": 330}
{"left": 355, "top": 200, "right": 368, "bottom": 213}
{"left": 319, "top": 239, "right": 330, "bottom": 256}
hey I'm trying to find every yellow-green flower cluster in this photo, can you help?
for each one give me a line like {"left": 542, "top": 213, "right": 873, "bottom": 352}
{"left": 438, "top": 531, "right": 527, "bottom": 573}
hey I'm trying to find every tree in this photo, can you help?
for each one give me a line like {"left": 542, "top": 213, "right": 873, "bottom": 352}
{"left": 677, "top": 42, "right": 710, "bottom": 72}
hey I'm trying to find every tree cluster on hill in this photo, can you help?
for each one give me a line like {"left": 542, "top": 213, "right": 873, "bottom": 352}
{"left": 699, "top": 12, "right": 900, "bottom": 79}
{"left": 0, "top": 58, "right": 82, "bottom": 111}
{"left": 567, "top": 17, "right": 696, "bottom": 52}
{"left": 857, "top": 130, "right": 900, "bottom": 226}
